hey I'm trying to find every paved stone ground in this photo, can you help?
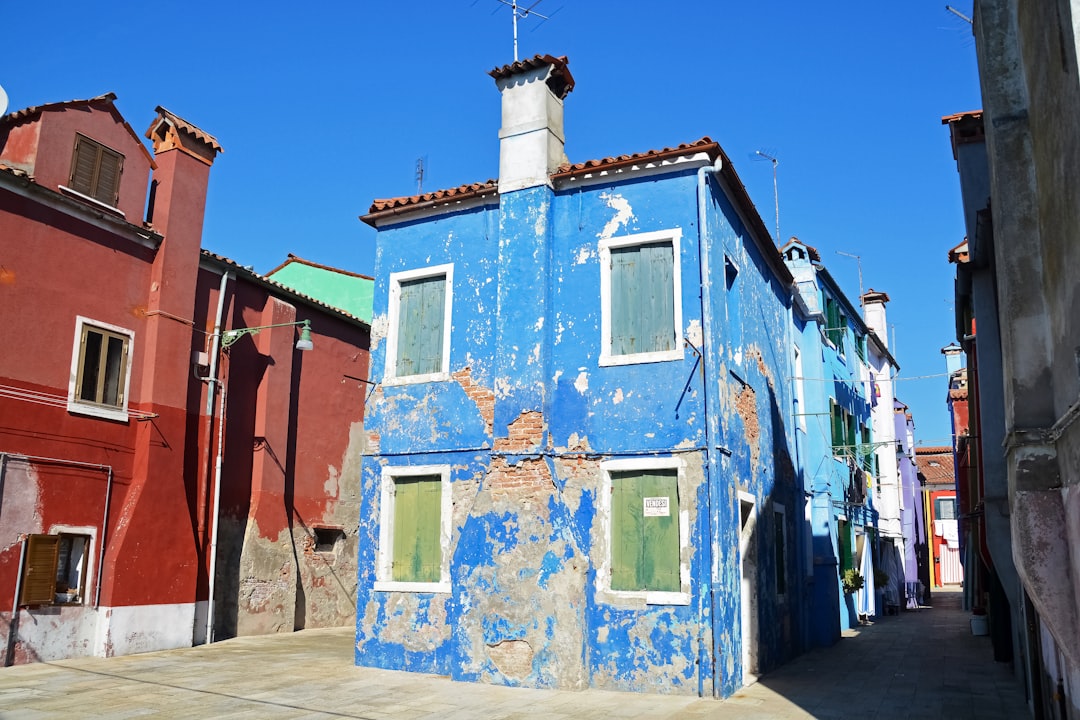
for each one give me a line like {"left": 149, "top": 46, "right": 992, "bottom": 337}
{"left": 0, "top": 588, "right": 1029, "bottom": 719}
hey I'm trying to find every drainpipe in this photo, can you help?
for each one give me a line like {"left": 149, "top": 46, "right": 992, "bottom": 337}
{"left": 93, "top": 466, "right": 113, "bottom": 608}
{"left": 695, "top": 155, "right": 724, "bottom": 698}
{"left": 202, "top": 270, "right": 231, "bottom": 644}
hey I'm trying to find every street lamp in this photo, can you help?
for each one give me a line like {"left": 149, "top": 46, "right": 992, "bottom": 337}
{"left": 220, "top": 319, "right": 313, "bottom": 351}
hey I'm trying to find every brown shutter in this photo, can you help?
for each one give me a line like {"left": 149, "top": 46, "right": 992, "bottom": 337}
{"left": 20, "top": 535, "right": 60, "bottom": 606}
{"left": 95, "top": 148, "right": 122, "bottom": 206}
{"left": 68, "top": 134, "right": 124, "bottom": 207}
{"left": 69, "top": 136, "right": 98, "bottom": 196}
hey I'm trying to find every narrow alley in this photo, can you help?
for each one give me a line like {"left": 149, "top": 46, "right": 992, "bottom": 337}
{"left": 0, "top": 588, "right": 1028, "bottom": 719}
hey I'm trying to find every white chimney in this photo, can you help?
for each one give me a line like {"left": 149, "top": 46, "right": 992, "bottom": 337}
{"left": 488, "top": 54, "right": 574, "bottom": 194}
{"left": 861, "top": 288, "right": 891, "bottom": 348}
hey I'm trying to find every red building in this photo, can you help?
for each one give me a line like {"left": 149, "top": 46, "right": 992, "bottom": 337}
{"left": 0, "top": 94, "right": 369, "bottom": 664}
{"left": 915, "top": 446, "right": 961, "bottom": 588}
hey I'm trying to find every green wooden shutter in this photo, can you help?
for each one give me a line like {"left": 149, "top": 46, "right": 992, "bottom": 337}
{"left": 642, "top": 243, "right": 675, "bottom": 353}
{"left": 610, "top": 471, "right": 642, "bottom": 590}
{"left": 417, "top": 277, "right": 445, "bottom": 376}
{"left": 610, "top": 247, "right": 638, "bottom": 355}
{"left": 640, "top": 470, "right": 679, "bottom": 592}
{"left": 611, "top": 469, "right": 679, "bottom": 593}
{"left": 20, "top": 535, "right": 60, "bottom": 606}
{"left": 395, "top": 276, "right": 445, "bottom": 377}
{"left": 831, "top": 403, "right": 844, "bottom": 453}
{"left": 838, "top": 519, "right": 853, "bottom": 573}
{"left": 392, "top": 476, "right": 441, "bottom": 583}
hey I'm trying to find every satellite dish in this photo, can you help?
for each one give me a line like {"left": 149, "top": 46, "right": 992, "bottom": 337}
{"left": 0, "top": 84, "right": 8, "bottom": 116}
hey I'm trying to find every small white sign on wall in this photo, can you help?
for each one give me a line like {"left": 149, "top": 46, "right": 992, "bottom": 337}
{"left": 643, "top": 497, "right": 670, "bottom": 517}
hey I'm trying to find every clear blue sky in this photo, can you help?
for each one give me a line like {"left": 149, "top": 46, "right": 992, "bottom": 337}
{"left": 4, "top": 1, "right": 979, "bottom": 447}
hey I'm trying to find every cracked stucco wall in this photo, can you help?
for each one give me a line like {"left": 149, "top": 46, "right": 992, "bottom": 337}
{"left": 357, "top": 165, "right": 800, "bottom": 696}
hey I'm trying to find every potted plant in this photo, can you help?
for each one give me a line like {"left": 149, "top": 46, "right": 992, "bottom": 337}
{"left": 842, "top": 568, "right": 864, "bottom": 595}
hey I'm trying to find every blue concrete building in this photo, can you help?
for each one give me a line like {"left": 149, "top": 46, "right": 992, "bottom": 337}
{"left": 355, "top": 54, "right": 803, "bottom": 697}
{"left": 781, "top": 238, "right": 882, "bottom": 644}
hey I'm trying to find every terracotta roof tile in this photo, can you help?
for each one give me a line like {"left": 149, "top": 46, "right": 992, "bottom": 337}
{"left": 553, "top": 137, "right": 717, "bottom": 178}
{"left": 916, "top": 448, "right": 955, "bottom": 485}
{"left": 949, "top": 387, "right": 968, "bottom": 400}
{"left": 365, "top": 179, "right": 499, "bottom": 218}
{"left": 948, "top": 238, "right": 969, "bottom": 264}
{"left": 488, "top": 54, "right": 574, "bottom": 99}
{"left": 148, "top": 106, "right": 222, "bottom": 153}
{"left": 1, "top": 93, "right": 117, "bottom": 125}
{"left": 266, "top": 253, "right": 373, "bottom": 280}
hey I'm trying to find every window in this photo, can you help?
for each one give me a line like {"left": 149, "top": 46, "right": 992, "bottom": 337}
{"left": 599, "top": 229, "right": 683, "bottom": 366}
{"left": 830, "top": 401, "right": 846, "bottom": 457}
{"left": 935, "top": 497, "right": 957, "bottom": 520}
{"left": 375, "top": 465, "right": 451, "bottom": 593}
{"left": 384, "top": 265, "right": 453, "bottom": 384}
{"left": 824, "top": 295, "right": 846, "bottom": 353}
{"left": 19, "top": 533, "right": 91, "bottom": 607}
{"left": 774, "top": 505, "right": 787, "bottom": 597}
{"left": 854, "top": 333, "right": 867, "bottom": 363}
{"left": 68, "top": 316, "right": 134, "bottom": 421}
{"left": 68, "top": 134, "right": 123, "bottom": 207}
{"left": 599, "top": 457, "right": 689, "bottom": 605}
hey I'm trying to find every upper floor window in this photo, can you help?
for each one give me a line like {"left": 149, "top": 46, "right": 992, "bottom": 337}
{"left": 599, "top": 229, "right": 683, "bottom": 367}
{"left": 69, "top": 134, "right": 123, "bottom": 207}
{"left": 935, "top": 496, "right": 957, "bottom": 520}
{"left": 824, "top": 295, "right": 846, "bottom": 354}
{"left": 384, "top": 264, "right": 453, "bottom": 384}
{"left": 67, "top": 316, "right": 134, "bottom": 422}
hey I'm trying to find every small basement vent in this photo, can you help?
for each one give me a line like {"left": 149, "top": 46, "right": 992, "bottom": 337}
{"left": 312, "top": 527, "right": 345, "bottom": 553}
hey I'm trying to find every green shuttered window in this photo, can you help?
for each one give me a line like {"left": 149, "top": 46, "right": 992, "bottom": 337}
{"left": 395, "top": 275, "right": 446, "bottom": 378}
{"left": 610, "top": 469, "right": 680, "bottom": 593}
{"left": 599, "top": 230, "right": 682, "bottom": 367}
{"left": 376, "top": 466, "right": 450, "bottom": 593}
{"left": 387, "top": 266, "right": 452, "bottom": 382}
{"left": 391, "top": 475, "right": 442, "bottom": 583}
{"left": 610, "top": 242, "right": 676, "bottom": 356}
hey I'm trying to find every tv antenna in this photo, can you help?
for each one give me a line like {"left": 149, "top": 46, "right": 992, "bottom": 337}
{"left": 751, "top": 150, "right": 780, "bottom": 244}
{"left": 495, "top": 0, "right": 553, "bottom": 61}
{"left": 835, "top": 251, "right": 864, "bottom": 306}
{"left": 945, "top": 5, "right": 972, "bottom": 24}
{"left": 415, "top": 157, "right": 427, "bottom": 194}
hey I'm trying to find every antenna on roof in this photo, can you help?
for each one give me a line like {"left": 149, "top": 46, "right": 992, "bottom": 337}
{"left": 495, "top": 0, "right": 550, "bottom": 61}
{"left": 835, "top": 251, "right": 865, "bottom": 307}
{"left": 751, "top": 149, "right": 781, "bottom": 244}
{"left": 415, "top": 157, "right": 427, "bottom": 194}
{"left": 944, "top": 5, "right": 972, "bottom": 24}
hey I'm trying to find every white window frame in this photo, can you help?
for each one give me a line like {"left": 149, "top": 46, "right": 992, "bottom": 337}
{"left": 773, "top": 503, "right": 787, "bottom": 600}
{"left": 598, "top": 229, "right": 683, "bottom": 367}
{"left": 597, "top": 456, "right": 690, "bottom": 606}
{"left": 374, "top": 464, "right": 452, "bottom": 594}
{"left": 383, "top": 264, "right": 453, "bottom": 385}
{"left": 50, "top": 524, "right": 96, "bottom": 606}
{"left": 67, "top": 315, "right": 134, "bottom": 422}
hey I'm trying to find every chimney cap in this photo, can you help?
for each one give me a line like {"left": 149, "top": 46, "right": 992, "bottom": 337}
{"left": 145, "top": 106, "right": 222, "bottom": 162}
{"left": 861, "top": 288, "right": 890, "bottom": 304}
{"left": 488, "top": 54, "right": 575, "bottom": 99}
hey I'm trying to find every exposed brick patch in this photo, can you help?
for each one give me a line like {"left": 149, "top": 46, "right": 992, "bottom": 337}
{"left": 494, "top": 411, "right": 544, "bottom": 452}
{"left": 735, "top": 384, "right": 761, "bottom": 469}
{"left": 486, "top": 456, "right": 552, "bottom": 495}
{"left": 453, "top": 367, "right": 494, "bottom": 435}
{"left": 365, "top": 430, "right": 381, "bottom": 455}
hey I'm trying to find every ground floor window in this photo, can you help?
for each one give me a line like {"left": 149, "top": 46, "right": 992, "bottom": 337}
{"left": 375, "top": 465, "right": 451, "bottom": 593}
{"left": 19, "top": 532, "right": 91, "bottom": 606}
{"left": 599, "top": 457, "right": 689, "bottom": 605}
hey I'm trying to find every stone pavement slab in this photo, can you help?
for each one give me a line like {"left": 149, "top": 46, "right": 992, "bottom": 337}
{"left": 0, "top": 589, "right": 1029, "bottom": 719}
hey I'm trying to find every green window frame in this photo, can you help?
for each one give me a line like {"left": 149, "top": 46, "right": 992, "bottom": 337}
{"left": 385, "top": 265, "right": 452, "bottom": 383}
{"left": 375, "top": 465, "right": 451, "bottom": 593}
{"left": 600, "top": 229, "right": 683, "bottom": 366}
{"left": 831, "top": 401, "right": 845, "bottom": 457}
